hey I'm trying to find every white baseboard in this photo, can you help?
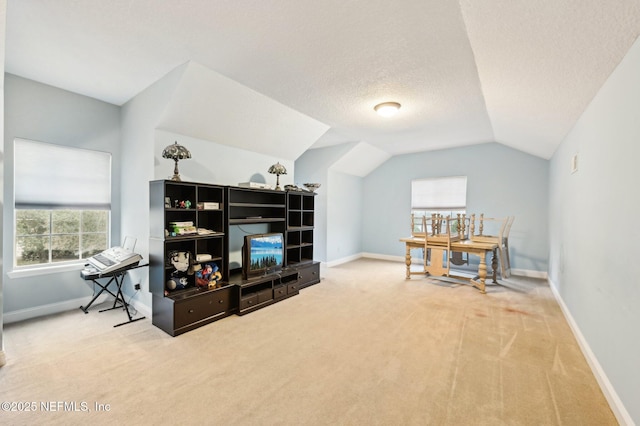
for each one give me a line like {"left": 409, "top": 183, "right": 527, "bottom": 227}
{"left": 548, "top": 278, "right": 633, "bottom": 426}
{"left": 4, "top": 294, "right": 152, "bottom": 325}
{"left": 4, "top": 295, "right": 108, "bottom": 324}
{"left": 511, "top": 269, "right": 548, "bottom": 279}
{"left": 362, "top": 252, "right": 406, "bottom": 263}
{"left": 360, "top": 253, "right": 547, "bottom": 276}
{"left": 325, "top": 253, "right": 363, "bottom": 268}
{"left": 327, "top": 252, "right": 419, "bottom": 266}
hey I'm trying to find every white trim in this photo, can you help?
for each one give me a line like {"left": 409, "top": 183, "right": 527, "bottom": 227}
{"left": 510, "top": 268, "right": 548, "bottom": 279}
{"left": 4, "top": 295, "right": 108, "bottom": 324}
{"left": 362, "top": 252, "right": 405, "bottom": 263}
{"left": 548, "top": 278, "right": 633, "bottom": 426}
{"left": 341, "top": 253, "right": 549, "bottom": 279}
{"left": 325, "top": 253, "right": 363, "bottom": 268}
{"left": 8, "top": 262, "right": 85, "bottom": 279}
{"left": 4, "top": 292, "right": 152, "bottom": 325}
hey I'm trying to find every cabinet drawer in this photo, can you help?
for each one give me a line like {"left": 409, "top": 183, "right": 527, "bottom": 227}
{"left": 287, "top": 282, "right": 299, "bottom": 295}
{"left": 273, "top": 285, "right": 287, "bottom": 299}
{"left": 298, "top": 263, "right": 320, "bottom": 287}
{"left": 209, "top": 289, "right": 233, "bottom": 315}
{"left": 239, "top": 294, "right": 258, "bottom": 311}
{"left": 174, "top": 291, "right": 228, "bottom": 329}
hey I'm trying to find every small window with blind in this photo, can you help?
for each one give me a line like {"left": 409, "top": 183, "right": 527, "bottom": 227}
{"left": 411, "top": 176, "right": 467, "bottom": 235}
{"left": 13, "top": 139, "right": 111, "bottom": 268}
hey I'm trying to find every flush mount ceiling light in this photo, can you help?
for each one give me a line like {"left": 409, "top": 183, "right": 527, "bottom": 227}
{"left": 374, "top": 101, "right": 401, "bottom": 117}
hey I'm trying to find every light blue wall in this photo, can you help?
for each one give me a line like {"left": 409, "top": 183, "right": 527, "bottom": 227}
{"left": 362, "top": 142, "right": 549, "bottom": 272}
{"left": 549, "top": 36, "right": 640, "bottom": 424}
{"left": 3, "top": 74, "right": 121, "bottom": 314}
{"left": 327, "top": 171, "right": 362, "bottom": 262}
{"left": 295, "top": 144, "right": 359, "bottom": 263}
{"left": 119, "top": 64, "right": 188, "bottom": 310}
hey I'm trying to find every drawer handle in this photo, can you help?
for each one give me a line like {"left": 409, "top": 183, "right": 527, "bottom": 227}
{"left": 248, "top": 300, "right": 253, "bottom": 304}
{"left": 218, "top": 300, "right": 224, "bottom": 304}
{"left": 188, "top": 309, "right": 194, "bottom": 314}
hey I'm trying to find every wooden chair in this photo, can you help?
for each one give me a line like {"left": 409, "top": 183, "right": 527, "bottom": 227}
{"left": 502, "top": 216, "right": 515, "bottom": 276}
{"left": 450, "top": 213, "right": 469, "bottom": 266}
{"left": 470, "top": 214, "right": 514, "bottom": 278}
{"left": 410, "top": 213, "right": 426, "bottom": 238}
{"left": 421, "top": 215, "right": 458, "bottom": 277}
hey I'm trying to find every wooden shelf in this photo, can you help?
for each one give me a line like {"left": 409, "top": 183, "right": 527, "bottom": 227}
{"left": 229, "top": 202, "right": 285, "bottom": 208}
{"left": 229, "top": 217, "right": 286, "bottom": 224}
{"left": 165, "top": 233, "right": 225, "bottom": 242}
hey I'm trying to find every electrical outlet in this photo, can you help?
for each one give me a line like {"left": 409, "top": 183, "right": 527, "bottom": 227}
{"left": 134, "top": 283, "right": 141, "bottom": 290}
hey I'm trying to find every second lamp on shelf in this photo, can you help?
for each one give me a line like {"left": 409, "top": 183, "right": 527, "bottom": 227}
{"left": 268, "top": 162, "right": 287, "bottom": 190}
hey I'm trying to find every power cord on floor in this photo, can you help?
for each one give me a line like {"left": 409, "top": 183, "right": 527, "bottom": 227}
{"left": 124, "top": 286, "right": 140, "bottom": 316}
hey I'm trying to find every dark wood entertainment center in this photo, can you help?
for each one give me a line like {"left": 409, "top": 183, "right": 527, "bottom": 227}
{"left": 149, "top": 180, "right": 320, "bottom": 336}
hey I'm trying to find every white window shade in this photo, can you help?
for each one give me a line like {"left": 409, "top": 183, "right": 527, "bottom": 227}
{"left": 14, "top": 139, "right": 111, "bottom": 209}
{"left": 411, "top": 176, "right": 467, "bottom": 210}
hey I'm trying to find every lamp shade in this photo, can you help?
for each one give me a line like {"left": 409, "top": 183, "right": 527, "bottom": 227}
{"left": 268, "top": 162, "right": 287, "bottom": 176}
{"left": 162, "top": 141, "right": 192, "bottom": 161}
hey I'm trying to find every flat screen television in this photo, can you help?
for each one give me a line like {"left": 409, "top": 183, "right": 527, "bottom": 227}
{"left": 242, "top": 233, "right": 284, "bottom": 280}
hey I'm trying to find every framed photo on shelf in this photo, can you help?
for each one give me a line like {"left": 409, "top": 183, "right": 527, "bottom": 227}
{"left": 165, "top": 197, "right": 171, "bottom": 208}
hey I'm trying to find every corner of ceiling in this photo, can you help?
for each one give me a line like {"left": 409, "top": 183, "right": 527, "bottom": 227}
{"left": 328, "top": 142, "right": 391, "bottom": 177}
{"left": 155, "top": 61, "right": 329, "bottom": 161}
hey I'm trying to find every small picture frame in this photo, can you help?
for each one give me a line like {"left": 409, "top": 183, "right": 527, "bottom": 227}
{"left": 164, "top": 197, "right": 171, "bottom": 208}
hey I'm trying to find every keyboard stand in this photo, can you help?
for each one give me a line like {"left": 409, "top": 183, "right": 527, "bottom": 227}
{"left": 80, "top": 263, "right": 148, "bottom": 327}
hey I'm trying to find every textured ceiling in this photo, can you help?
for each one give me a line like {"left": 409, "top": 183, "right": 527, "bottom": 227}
{"left": 5, "top": 0, "right": 640, "bottom": 159}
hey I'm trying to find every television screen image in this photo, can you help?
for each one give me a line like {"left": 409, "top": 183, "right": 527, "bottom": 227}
{"left": 244, "top": 233, "right": 284, "bottom": 279}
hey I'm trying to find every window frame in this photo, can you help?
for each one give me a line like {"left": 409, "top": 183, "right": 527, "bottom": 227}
{"left": 14, "top": 209, "right": 111, "bottom": 269}
{"left": 411, "top": 176, "right": 468, "bottom": 235}
{"left": 11, "top": 139, "right": 112, "bottom": 276}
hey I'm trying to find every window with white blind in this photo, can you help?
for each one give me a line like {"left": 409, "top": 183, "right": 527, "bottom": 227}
{"left": 411, "top": 176, "right": 467, "bottom": 234}
{"left": 13, "top": 138, "right": 111, "bottom": 268}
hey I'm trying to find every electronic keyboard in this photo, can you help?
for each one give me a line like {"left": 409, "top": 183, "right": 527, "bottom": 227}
{"left": 85, "top": 245, "right": 142, "bottom": 275}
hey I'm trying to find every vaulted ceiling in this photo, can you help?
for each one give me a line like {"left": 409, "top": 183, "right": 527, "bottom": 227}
{"left": 5, "top": 1, "right": 640, "bottom": 160}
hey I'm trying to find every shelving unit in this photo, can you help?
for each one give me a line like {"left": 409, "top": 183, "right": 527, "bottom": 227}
{"left": 150, "top": 180, "right": 320, "bottom": 336}
{"left": 285, "top": 191, "right": 319, "bottom": 288}
{"left": 286, "top": 191, "right": 315, "bottom": 265}
{"left": 149, "top": 180, "right": 235, "bottom": 336}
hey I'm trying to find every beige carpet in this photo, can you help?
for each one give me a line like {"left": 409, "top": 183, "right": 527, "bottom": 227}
{"left": 0, "top": 259, "right": 616, "bottom": 425}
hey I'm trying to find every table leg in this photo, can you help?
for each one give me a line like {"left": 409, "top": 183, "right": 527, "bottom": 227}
{"left": 492, "top": 248, "right": 498, "bottom": 283}
{"left": 472, "top": 251, "right": 487, "bottom": 294}
{"left": 405, "top": 244, "right": 412, "bottom": 279}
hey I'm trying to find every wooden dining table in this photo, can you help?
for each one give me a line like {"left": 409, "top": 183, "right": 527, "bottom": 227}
{"left": 399, "top": 237, "right": 498, "bottom": 293}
